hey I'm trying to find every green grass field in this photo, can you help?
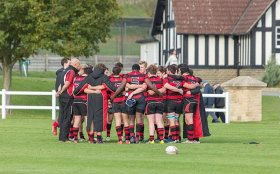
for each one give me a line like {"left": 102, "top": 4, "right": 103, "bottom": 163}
{"left": 0, "top": 73, "right": 280, "bottom": 174}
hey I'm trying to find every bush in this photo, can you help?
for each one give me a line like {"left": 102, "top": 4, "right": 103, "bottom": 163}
{"left": 262, "top": 55, "right": 280, "bottom": 87}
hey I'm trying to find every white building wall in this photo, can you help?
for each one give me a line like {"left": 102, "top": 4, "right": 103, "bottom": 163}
{"left": 140, "top": 42, "right": 159, "bottom": 65}
{"left": 219, "top": 36, "right": 225, "bottom": 66}
{"left": 208, "top": 36, "right": 216, "bottom": 66}
{"left": 198, "top": 36, "right": 205, "bottom": 66}
{"left": 265, "top": 32, "right": 272, "bottom": 64}
{"left": 255, "top": 32, "right": 262, "bottom": 65}
{"left": 276, "top": 0, "right": 280, "bottom": 20}
{"left": 188, "top": 35, "right": 195, "bottom": 65}
{"left": 265, "top": 7, "right": 272, "bottom": 27}
{"left": 228, "top": 37, "right": 235, "bottom": 66}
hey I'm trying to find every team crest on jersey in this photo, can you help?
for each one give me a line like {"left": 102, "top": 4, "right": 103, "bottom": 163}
{"left": 131, "top": 77, "right": 139, "bottom": 85}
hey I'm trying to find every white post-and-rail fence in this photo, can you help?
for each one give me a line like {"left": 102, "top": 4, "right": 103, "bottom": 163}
{"left": 0, "top": 89, "right": 230, "bottom": 123}
{"left": 0, "top": 89, "right": 58, "bottom": 120}
{"left": 202, "top": 92, "right": 230, "bottom": 124}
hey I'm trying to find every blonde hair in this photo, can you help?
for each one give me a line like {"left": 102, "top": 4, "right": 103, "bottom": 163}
{"left": 139, "top": 61, "right": 148, "bottom": 68}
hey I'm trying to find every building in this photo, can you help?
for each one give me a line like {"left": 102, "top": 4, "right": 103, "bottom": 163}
{"left": 151, "top": 0, "right": 280, "bottom": 82}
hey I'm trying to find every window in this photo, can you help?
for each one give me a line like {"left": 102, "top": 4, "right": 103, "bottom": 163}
{"left": 276, "top": 26, "right": 280, "bottom": 49}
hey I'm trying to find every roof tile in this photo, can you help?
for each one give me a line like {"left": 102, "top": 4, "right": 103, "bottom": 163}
{"left": 172, "top": 0, "right": 275, "bottom": 35}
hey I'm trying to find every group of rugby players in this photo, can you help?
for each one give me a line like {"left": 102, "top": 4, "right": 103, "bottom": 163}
{"left": 53, "top": 58, "right": 210, "bottom": 144}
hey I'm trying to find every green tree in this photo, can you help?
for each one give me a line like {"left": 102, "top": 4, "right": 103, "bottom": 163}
{"left": 0, "top": 0, "right": 120, "bottom": 92}
{"left": 262, "top": 55, "right": 280, "bottom": 87}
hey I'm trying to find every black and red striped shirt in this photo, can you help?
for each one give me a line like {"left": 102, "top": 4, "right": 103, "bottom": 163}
{"left": 126, "top": 71, "right": 146, "bottom": 99}
{"left": 182, "top": 74, "right": 197, "bottom": 98}
{"left": 163, "top": 75, "right": 184, "bottom": 101}
{"left": 146, "top": 75, "right": 164, "bottom": 102}
{"left": 109, "top": 74, "right": 125, "bottom": 103}
{"left": 73, "top": 75, "right": 87, "bottom": 102}
{"left": 62, "top": 68, "right": 75, "bottom": 97}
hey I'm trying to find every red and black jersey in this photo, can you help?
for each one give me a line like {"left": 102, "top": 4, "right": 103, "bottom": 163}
{"left": 182, "top": 74, "right": 198, "bottom": 98}
{"left": 163, "top": 74, "right": 184, "bottom": 101}
{"left": 146, "top": 75, "right": 164, "bottom": 102}
{"left": 126, "top": 71, "right": 146, "bottom": 99}
{"left": 109, "top": 74, "right": 125, "bottom": 103}
{"left": 60, "top": 65, "right": 78, "bottom": 98}
{"left": 73, "top": 75, "right": 87, "bottom": 103}
{"left": 65, "top": 69, "right": 75, "bottom": 96}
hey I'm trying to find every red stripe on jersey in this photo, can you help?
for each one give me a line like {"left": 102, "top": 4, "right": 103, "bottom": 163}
{"left": 73, "top": 75, "right": 87, "bottom": 102}
{"left": 101, "top": 90, "right": 108, "bottom": 131}
{"left": 164, "top": 75, "right": 183, "bottom": 100}
{"left": 146, "top": 76, "right": 164, "bottom": 101}
{"left": 183, "top": 75, "right": 197, "bottom": 98}
{"left": 65, "top": 69, "right": 75, "bottom": 96}
{"left": 126, "top": 71, "right": 146, "bottom": 99}
{"left": 109, "top": 75, "right": 125, "bottom": 103}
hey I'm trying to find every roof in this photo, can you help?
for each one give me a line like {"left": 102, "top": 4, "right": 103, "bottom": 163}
{"left": 221, "top": 76, "right": 267, "bottom": 87}
{"left": 232, "top": 0, "right": 275, "bottom": 34}
{"left": 152, "top": 0, "right": 276, "bottom": 35}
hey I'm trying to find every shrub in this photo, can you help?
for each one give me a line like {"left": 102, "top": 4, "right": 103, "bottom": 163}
{"left": 262, "top": 55, "right": 280, "bottom": 87}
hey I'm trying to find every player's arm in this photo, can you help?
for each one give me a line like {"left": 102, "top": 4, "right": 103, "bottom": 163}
{"left": 147, "top": 86, "right": 166, "bottom": 95}
{"left": 57, "top": 70, "right": 75, "bottom": 96}
{"left": 183, "top": 82, "right": 199, "bottom": 89}
{"left": 190, "top": 87, "right": 201, "bottom": 95}
{"left": 127, "top": 83, "right": 146, "bottom": 99}
{"left": 73, "top": 80, "right": 88, "bottom": 96}
{"left": 145, "top": 78, "right": 162, "bottom": 96}
{"left": 84, "top": 88, "right": 101, "bottom": 94}
{"left": 164, "top": 83, "right": 183, "bottom": 94}
{"left": 110, "top": 78, "right": 127, "bottom": 101}
{"left": 88, "top": 84, "right": 105, "bottom": 90}
{"left": 56, "top": 81, "right": 70, "bottom": 96}
{"left": 102, "top": 75, "right": 118, "bottom": 92}
{"left": 158, "top": 86, "right": 166, "bottom": 94}
{"left": 126, "top": 83, "right": 145, "bottom": 89}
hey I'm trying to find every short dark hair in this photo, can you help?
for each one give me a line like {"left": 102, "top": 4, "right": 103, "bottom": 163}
{"left": 197, "top": 77, "right": 202, "bottom": 83}
{"left": 167, "top": 65, "right": 177, "bottom": 74}
{"left": 157, "top": 66, "right": 166, "bottom": 74}
{"left": 180, "top": 67, "right": 189, "bottom": 75}
{"left": 132, "top": 64, "right": 140, "bottom": 71}
{"left": 189, "top": 68, "right": 193, "bottom": 75}
{"left": 115, "top": 62, "right": 123, "bottom": 69}
{"left": 95, "top": 63, "right": 108, "bottom": 71}
{"left": 112, "top": 66, "right": 121, "bottom": 75}
{"left": 169, "top": 49, "right": 175, "bottom": 54}
{"left": 83, "top": 64, "right": 93, "bottom": 75}
{"left": 61, "top": 57, "right": 70, "bottom": 66}
{"left": 147, "top": 64, "right": 157, "bottom": 75}
{"left": 178, "top": 63, "right": 188, "bottom": 69}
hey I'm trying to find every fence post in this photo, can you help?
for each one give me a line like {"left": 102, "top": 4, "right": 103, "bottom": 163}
{"left": 94, "top": 55, "right": 98, "bottom": 65}
{"left": 2, "top": 89, "right": 6, "bottom": 119}
{"left": 225, "top": 92, "right": 230, "bottom": 124}
{"left": 51, "top": 90, "right": 56, "bottom": 121}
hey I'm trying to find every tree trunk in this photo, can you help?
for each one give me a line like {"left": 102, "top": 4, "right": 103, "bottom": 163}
{"left": 2, "top": 61, "right": 13, "bottom": 115}
{"left": 3, "top": 63, "right": 12, "bottom": 90}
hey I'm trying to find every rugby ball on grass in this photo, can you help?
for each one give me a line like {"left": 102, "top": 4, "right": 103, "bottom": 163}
{"left": 165, "top": 146, "right": 178, "bottom": 155}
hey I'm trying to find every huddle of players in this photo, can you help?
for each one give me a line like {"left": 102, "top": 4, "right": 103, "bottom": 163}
{"left": 54, "top": 58, "right": 207, "bottom": 144}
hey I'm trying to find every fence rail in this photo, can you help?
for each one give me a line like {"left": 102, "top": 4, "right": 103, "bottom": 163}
{"left": 203, "top": 92, "right": 230, "bottom": 123}
{"left": 0, "top": 90, "right": 230, "bottom": 123}
{"left": 0, "top": 89, "right": 58, "bottom": 120}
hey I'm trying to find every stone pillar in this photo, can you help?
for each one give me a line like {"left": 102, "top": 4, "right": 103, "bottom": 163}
{"left": 221, "top": 76, "right": 267, "bottom": 122}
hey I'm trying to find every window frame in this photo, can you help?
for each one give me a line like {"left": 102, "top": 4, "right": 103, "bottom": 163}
{"left": 276, "top": 26, "right": 280, "bottom": 49}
